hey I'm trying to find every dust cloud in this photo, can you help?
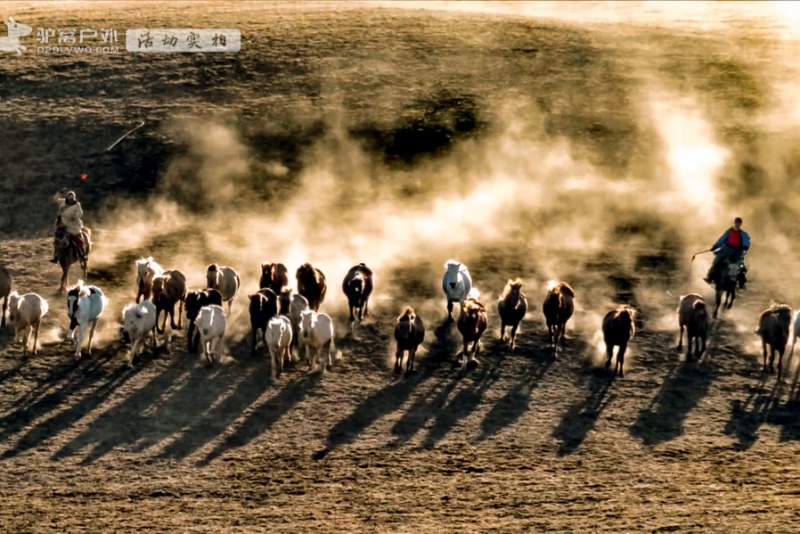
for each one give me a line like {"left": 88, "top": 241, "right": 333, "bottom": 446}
{"left": 83, "top": 4, "right": 800, "bottom": 364}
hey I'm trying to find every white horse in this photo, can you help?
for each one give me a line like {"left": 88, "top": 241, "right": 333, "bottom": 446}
{"left": 289, "top": 293, "right": 309, "bottom": 357}
{"left": 791, "top": 310, "right": 800, "bottom": 358}
{"left": 206, "top": 263, "right": 240, "bottom": 314}
{"left": 135, "top": 257, "right": 164, "bottom": 302}
{"left": 266, "top": 315, "right": 292, "bottom": 379}
{"left": 442, "top": 260, "right": 473, "bottom": 320}
{"left": 300, "top": 309, "right": 334, "bottom": 373}
{"left": 121, "top": 300, "right": 158, "bottom": 368}
{"left": 8, "top": 292, "right": 49, "bottom": 356}
{"left": 1, "top": 17, "right": 32, "bottom": 56}
{"left": 66, "top": 280, "right": 108, "bottom": 359}
{"left": 196, "top": 304, "right": 226, "bottom": 364}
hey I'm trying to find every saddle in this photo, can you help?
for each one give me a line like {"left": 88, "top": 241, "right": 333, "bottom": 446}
{"left": 55, "top": 227, "right": 91, "bottom": 259}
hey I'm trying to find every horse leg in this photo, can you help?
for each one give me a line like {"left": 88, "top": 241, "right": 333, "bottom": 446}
{"left": 32, "top": 321, "right": 41, "bottom": 355}
{"left": 447, "top": 301, "right": 454, "bottom": 321}
{"left": 407, "top": 348, "right": 416, "bottom": 376}
{"left": 617, "top": 343, "right": 627, "bottom": 378}
{"left": 727, "top": 290, "right": 736, "bottom": 310}
{"left": 177, "top": 300, "right": 184, "bottom": 330}
{"left": 769, "top": 346, "right": 776, "bottom": 375}
{"left": 500, "top": 321, "right": 506, "bottom": 342}
{"left": 87, "top": 319, "right": 99, "bottom": 356}
{"left": 762, "top": 340, "right": 768, "bottom": 372}
{"left": 559, "top": 321, "right": 567, "bottom": 344}
{"left": 127, "top": 338, "right": 139, "bottom": 368}
{"left": 75, "top": 323, "right": 86, "bottom": 359}
{"left": 1, "top": 295, "right": 6, "bottom": 327}
{"left": 59, "top": 263, "right": 70, "bottom": 294}
{"left": 169, "top": 302, "right": 178, "bottom": 330}
{"left": 714, "top": 289, "right": 722, "bottom": 319}
{"left": 22, "top": 326, "right": 30, "bottom": 356}
{"left": 777, "top": 348, "right": 784, "bottom": 378}
{"left": 251, "top": 327, "right": 258, "bottom": 357}
{"left": 349, "top": 306, "right": 355, "bottom": 335}
{"left": 324, "top": 339, "right": 333, "bottom": 370}
{"left": 510, "top": 323, "right": 519, "bottom": 350}
{"left": 395, "top": 348, "right": 403, "bottom": 374}
{"left": 678, "top": 324, "right": 684, "bottom": 351}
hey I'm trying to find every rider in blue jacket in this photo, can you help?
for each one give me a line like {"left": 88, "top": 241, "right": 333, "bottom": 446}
{"left": 704, "top": 217, "right": 750, "bottom": 284}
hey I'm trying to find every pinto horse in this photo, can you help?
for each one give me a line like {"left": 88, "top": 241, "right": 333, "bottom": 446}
{"left": 542, "top": 281, "right": 575, "bottom": 348}
{"left": 498, "top": 278, "right": 527, "bottom": 350}
{"left": 602, "top": 306, "right": 635, "bottom": 378}
{"left": 342, "top": 263, "right": 374, "bottom": 333}
{"left": 457, "top": 296, "right": 488, "bottom": 369}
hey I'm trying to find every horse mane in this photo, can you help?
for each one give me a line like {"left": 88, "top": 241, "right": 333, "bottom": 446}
{"left": 67, "top": 279, "right": 88, "bottom": 297}
{"left": 398, "top": 306, "right": 415, "bottom": 322}
{"left": 463, "top": 298, "right": 485, "bottom": 313}
{"left": 557, "top": 283, "right": 575, "bottom": 298}
{"left": 500, "top": 278, "right": 523, "bottom": 301}
{"left": 207, "top": 263, "right": 219, "bottom": 272}
{"left": 357, "top": 263, "right": 373, "bottom": 276}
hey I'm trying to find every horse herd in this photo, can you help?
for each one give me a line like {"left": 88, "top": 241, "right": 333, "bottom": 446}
{"left": 0, "top": 258, "right": 797, "bottom": 380}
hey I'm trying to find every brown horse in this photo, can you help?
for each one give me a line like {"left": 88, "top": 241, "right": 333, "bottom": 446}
{"left": 542, "top": 281, "right": 575, "bottom": 348}
{"left": 0, "top": 264, "right": 11, "bottom": 328}
{"left": 755, "top": 303, "right": 793, "bottom": 377}
{"left": 678, "top": 293, "right": 708, "bottom": 360}
{"left": 602, "top": 306, "right": 635, "bottom": 378}
{"left": 57, "top": 227, "right": 92, "bottom": 293}
{"left": 259, "top": 262, "right": 289, "bottom": 295}
{"left": 296, "top": 263, "right": 327, "bottom": 311}
{"left": 152, "top": 269, "right": 187, "bottom": 334}
{"left": 457, "top": 296, "right": 488, "bottom": 369}
{"left": 498, "top": 278, "right": 527, "bottom": 350}
{"left": 394, "top": 307, "right": 425, "bottom": 375}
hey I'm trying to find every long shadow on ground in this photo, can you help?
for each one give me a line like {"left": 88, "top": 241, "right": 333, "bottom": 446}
{"left": 475, "top": 334, "right": 559, "bottom": 443}
{"left": 313, "top": 318, "right": 457, "bottom": 460}
{"left": 52, "top": 344, "right": 260, "bottom": 464}
{"left": 0, "top": 349, "right": 117, "bottom": 453}
{"left": 552, "top": 366, "right": 614, "bottom": 456}
{"left": 2, "top": 346, "right": 157, "bottom": 460}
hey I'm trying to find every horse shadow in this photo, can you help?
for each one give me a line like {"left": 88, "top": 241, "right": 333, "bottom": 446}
{"left": 475, "top": 335, "right": 557, "bottom": 443}
{"left": 52, "top": 344, "right": 267, "bottom": 464}
{"left": 199, "top": 373, "right": 321, "bottom": 466}
{"left": 629, "top": 357, "right": 719, "bottom": 446}
{"left": 551, "top": 366, "right": 615, "bottom": 456}
{"left": 724, "top": 377, "right": 781, "bottom": 450}
{"left": 313, "top": 319, "right": 455, "bottom": 460}
{"left": 0, "top": 349, "right": 118, "bottom": 455}
{"left": 2, "top": 347, "right": 153, "bottom": 460}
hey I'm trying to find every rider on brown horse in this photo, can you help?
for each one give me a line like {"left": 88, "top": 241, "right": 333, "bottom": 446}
{"left": 50, "top": 190, "right": 87, "bottom": 263}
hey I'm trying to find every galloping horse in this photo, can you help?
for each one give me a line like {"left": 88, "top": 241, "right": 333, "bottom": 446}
{"left": 713, "top": 259, "right": 740, "bottom": 319}
{"left": 57, "top": 227, "right": 92, "bottom": 294}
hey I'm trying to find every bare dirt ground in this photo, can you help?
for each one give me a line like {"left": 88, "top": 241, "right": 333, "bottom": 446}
{"left": 1, "top": 3, "right": 800, "bottom": 532}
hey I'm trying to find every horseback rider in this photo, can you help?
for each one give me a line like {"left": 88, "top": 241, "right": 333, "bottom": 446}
{"left": 50, "top": 190, "right": 87, "bottom": 263}
{"left": 704, "top": 217, "right": 750, "bottom": 285}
